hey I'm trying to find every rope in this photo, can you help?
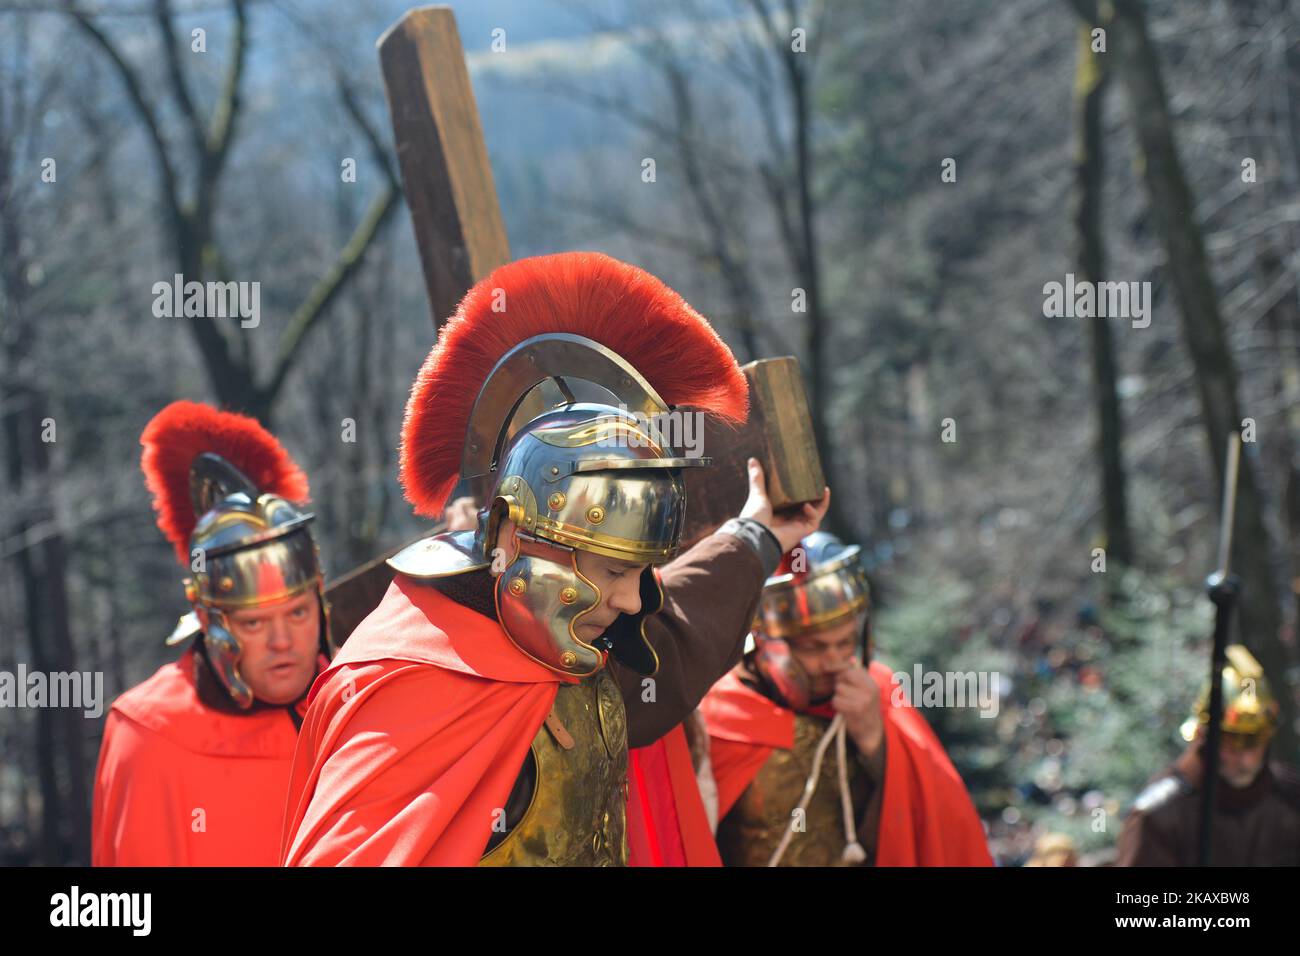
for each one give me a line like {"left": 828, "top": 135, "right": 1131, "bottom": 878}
{"left": 836, "top": 718, "right": 868, "bottom": 863}
{"left": 766, "top": 713, "right": 867, "bottom": 866}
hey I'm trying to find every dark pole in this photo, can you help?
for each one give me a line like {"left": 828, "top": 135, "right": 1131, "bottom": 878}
{"left": 1198, "top": 434, "right": 1242, "bottom": 866}
{"left": 1198, "top": 573, "right": 1239, "bottom": 866}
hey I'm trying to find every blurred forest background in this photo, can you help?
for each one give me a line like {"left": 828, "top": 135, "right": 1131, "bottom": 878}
{"left": 1, "top": 0, "right": 1297, "bottom": 866}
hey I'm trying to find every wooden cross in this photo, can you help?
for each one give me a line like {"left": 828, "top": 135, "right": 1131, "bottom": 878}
{"left": 324, "top": 6, "right": 821, "bottom": 644}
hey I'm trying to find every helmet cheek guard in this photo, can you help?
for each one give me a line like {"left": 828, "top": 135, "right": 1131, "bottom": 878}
{"left": 493, "top": 529, "right": 605, "bottom": 677}
{"left": 202, "top": 608, "right": 255, "bottom": 709}
{"left": 752, "top": 634, "right": 816, "bottom": 712}
{"left": 488, "top": 494, "right": 667, "bottom": 679}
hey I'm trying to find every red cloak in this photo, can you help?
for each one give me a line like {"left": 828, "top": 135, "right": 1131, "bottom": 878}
{"left": 92, "top": 648, "right": 309, "bottom": 866}
{"left": 626, "top": 725, "right": 721, "bottom": 867}
{"left": 280, "top": 575, "right": 566, "bottom": 866}
{"left": 700, "top": 659, "right": 992, "bottom": 866}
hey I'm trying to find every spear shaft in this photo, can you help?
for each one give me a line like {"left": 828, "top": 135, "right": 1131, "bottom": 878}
{"left": 1198, "top": 432, "right": 1242, "bottom": 866}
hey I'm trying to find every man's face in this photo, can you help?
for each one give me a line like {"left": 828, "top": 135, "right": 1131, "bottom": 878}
{"left": 223, "top": 590, "right": 321, "bottom": 705}
{"left": 787, "top": 617, "right": 859, "bottom": 701}
{"left": 573, "top": 548, "right": 648, "bottom": 641}
{"left": 1217, "top": 734, "right": 1268, "bottom": 789}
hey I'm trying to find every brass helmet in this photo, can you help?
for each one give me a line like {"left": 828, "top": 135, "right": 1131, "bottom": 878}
{"left": 1179, "top": 644, "right": 1279, "bottom": 746}
{"left": 141, "top": 401, "right": 331, "bottom": 708}
{"left": 756, "top": 532, "right": 871, "bottom": 640}
{"left": 390, "top": 253, "right": 749, "bottom": 678}
{"left": 750, "top": 532, "right": 871, "bottom": 710}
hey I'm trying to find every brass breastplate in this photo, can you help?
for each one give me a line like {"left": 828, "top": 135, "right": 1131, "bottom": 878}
{"left": 717, "top": 712, "right": 870, "bottom": 867}
{"left": 480, "top": 669, "right": 629, "bottom": 866}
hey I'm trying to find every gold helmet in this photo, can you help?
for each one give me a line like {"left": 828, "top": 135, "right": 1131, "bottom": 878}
{"left": 756, "top": 532, "right": 871, "bottom": 641}
{"left": 141, "top": 401, "right": 331, "bottom": 708}
{"left": 389, "top": 253, "right": 748, "bottom": 678}
{"left": 1180, "top": 644, "right": 1279, "bottom": 746}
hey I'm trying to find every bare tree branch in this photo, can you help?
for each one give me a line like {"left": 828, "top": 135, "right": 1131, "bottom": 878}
{"left": 333, "top": 67, "right": 399, "bottom": 190}
{"left": 262, "top": 185, "right": 398, "bottom": 406}
{"left": 206, "top": 0, "right": 246, "bottom": 166}
{"left": 262, "top": 67, "right": 402, "bottom": 407}
{"left": 62, "top": 0, "right": 182, "bottom": 225}
{"left": 153, "top": 0, "right": 203, "bottom": 153}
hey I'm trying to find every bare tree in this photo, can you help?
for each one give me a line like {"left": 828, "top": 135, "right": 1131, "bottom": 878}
{"left": 62, "top": 0, "right": 399, "bottom": 422}
{"left": 0, "top": 18, "right": 89, "bottom": 864}
{"left": 548, "top": 0, "right": 844, "bottom": 529}
{"left": 1071, "top": 18, "right": 1133, "bottom": 570}
{"left": 1070, "top": 0, "right": 1295, "bottom": 757}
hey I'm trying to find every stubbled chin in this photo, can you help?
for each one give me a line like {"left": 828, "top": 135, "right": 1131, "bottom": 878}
{"left": 1221, "top": 771, "right": 1260, "bottom": 789}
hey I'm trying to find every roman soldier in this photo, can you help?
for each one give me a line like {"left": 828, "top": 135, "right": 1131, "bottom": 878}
{"left": 428, "top": 461, "right": 722, "bottom": 868}
{"left": 701, "top": 532, "right": 992, "bottom": 866}
{"left": 1115, "top": 644, "right": 1300, "bottom": 866}
{"left": 92, "top": 401, "right": 332, "bottom": 866}
{"left": 434, "top": 479, "right": 722, "bottom": 868}
{"left": 280, "top": 251, "right": 828, "bottom": 866}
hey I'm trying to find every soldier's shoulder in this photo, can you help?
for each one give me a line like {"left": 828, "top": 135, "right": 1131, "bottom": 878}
{"left": 111, "top": 654, "right": 197, "bottom": 717}
{"left": 103, "top": 655, "right": 209, "bottom": 756}
{"left": 1131, "top": 774, "right": 1194, "bottom": 816}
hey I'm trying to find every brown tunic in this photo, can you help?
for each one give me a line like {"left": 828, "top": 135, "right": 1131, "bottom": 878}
{"left": 1115, "top": 743, "right": 1300, "bottom": 866}
{"left": 614, "top": 529, "right": 767, "bottom": 748}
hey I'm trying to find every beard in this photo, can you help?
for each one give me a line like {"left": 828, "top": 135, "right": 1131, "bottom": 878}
{"left": 1219, "top": 764, "right": 1263, "bottom": 789}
